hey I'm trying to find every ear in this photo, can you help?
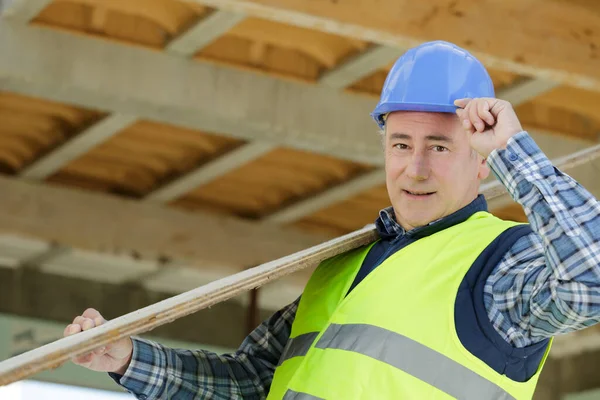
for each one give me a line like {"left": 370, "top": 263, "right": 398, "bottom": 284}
{"left": 477, "top": 156, "right": 490, "bottom": 180}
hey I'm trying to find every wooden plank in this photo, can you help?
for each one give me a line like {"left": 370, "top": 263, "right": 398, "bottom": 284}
{"left": 194, "top": 0, "right": 600, "bottom": 92}
{"left": 0, "top": 224, "right": 378, "bottom": 386}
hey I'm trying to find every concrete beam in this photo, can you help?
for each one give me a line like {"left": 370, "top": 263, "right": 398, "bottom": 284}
{"left": 0, "top": 174, "right": 328, "bottom": 271}
{"left": 145, "top": 142, "right": 275, "bottom": 204}
{"left": 319, "top": 45, "right": 403, "bottom": 89}
{"left": 19, "top": 114, "right": 137, "bottom": 181}
{"left": 166, "top": 10, "right": 246, "bottom": 57}
{"left": 0, "top": 0, "right": 51, "bottom": 23}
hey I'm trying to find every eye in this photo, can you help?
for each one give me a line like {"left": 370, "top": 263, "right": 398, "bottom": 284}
{"left": 432, "top": 145, "right": 448, "bottom": 152}
{"left": 394, "top": 143, "right": 409, "bottom": 150}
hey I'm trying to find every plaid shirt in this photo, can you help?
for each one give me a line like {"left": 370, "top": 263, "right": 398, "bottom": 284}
{"left": 111, "top": 131, "right": 600, "bottom": 399}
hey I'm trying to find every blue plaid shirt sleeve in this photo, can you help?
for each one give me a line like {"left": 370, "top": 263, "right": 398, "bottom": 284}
{"left": 485, "top": 131, "right": 600, "bottom": 347}
{"left": 109, "top": 296, "right": 299, "bottom": 399}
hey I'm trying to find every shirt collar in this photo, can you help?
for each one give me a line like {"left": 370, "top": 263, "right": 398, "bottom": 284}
{"left": 375, "top": 194, "right": 488, "bottom": 240}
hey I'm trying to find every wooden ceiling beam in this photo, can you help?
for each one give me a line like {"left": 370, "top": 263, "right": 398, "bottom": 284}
{"left": 193, "top": 0, "right": 600, "bottom": 92}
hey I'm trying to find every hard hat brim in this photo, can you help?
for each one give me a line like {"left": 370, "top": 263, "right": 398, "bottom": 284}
{"left": 371, "top": 102, "right": 459, "bottom": 129}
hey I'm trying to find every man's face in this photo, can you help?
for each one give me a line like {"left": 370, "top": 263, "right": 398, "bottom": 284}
{"left": 384, "top": 111, "right": 490, "bottom": 231}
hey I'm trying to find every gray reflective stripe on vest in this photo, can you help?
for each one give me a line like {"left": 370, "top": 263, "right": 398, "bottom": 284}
{"left": 315, "top": 323, "right": 516, "bottom": 400}
{"left": 278, "top": 332, "right": 319, "bottom": 366}
{"left": 282, "top": 390, "right": 325, "bottom": 400}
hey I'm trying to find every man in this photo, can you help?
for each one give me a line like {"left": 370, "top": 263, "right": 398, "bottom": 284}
{"left": 64, "top": 41, "right": 600, "bottom": 399}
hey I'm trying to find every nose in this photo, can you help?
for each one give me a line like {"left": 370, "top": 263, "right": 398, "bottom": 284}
{"left": 406, "top": 153, "right": 430, "bottom": 181}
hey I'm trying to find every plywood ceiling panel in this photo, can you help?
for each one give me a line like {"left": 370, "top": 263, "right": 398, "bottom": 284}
{"left": 515, "top": 102, "right": 600, "bottom": 141}
{"left": 172, "top": 148, "right": 372, "bottom": 219}
{"left": 0, "top": 92, "right": 103, "bottom": 174}
{"left": 197, "top": 17, "right": 369, "bottom": 82}
{"left": 292, "top": 183, "right": 390, "bottom": 236}
{"left": 197, "top": 36, "right": 323, "bottom": 82}
{"left": 33, "top": 0, "right": 206, "bottom": 48}
{"left": 533, "top": 86, "right": 600, "bottom": 124}
{"left": 47, "top": 120, "right": 243, "bottom": 197}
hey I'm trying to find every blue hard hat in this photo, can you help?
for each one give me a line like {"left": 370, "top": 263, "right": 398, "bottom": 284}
{"left": 371, "top": 40, "right": 495, "bottom": 129}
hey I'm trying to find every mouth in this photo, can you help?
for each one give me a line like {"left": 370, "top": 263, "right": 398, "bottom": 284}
{"left": 403, "top": 190, "right": 436, "bottom": 197}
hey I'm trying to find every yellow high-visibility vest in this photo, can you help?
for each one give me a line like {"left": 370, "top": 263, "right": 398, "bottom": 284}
{"left": 268, "top": 211, "right": 552, "bottom": 400}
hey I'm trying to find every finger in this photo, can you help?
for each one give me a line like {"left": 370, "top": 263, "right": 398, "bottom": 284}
{"left": 94, "top": 316, "right": 106, "bottom": 327}
{"left": 73, "top": 352, "right": 94, "bottom": 365}
{"left": 73, "top": 316, "right": 86, "bottom": 325}
{"left": 82, "top": 308, "right": 103, "bottom": 320}
{"left": 454, "top": 98, "right": 471, "bottom": 109}
{"left": 81, "top": 318, "right": 96, "bottom": 331}
{"left": 462, "top": 118, "right": 475, "bottom": 134}
{"left": 64, "top": 324, "right": 82, "bottom": 337}
{"left": 478, "top": 100, "right": 495, "bottom": 126}
{"left": 458, "top": 104, "right": 475, "bottom": 134}
{"left": 468, "top": 100, "right": 485, "bottom": 132}
{"left": 93, "top": 346, "right": 107, "bottom": 356}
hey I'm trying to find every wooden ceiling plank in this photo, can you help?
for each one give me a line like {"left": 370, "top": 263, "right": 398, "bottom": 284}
{"left": 0, "top": 0, "right": 51, "bottom": 23}
{"left": 19, "top": 114, "right": 137, "bottom": 181}
{"left": 319, "top": 45, "right": 404, "bottom": 89}
{"left": 144, "top": 142, "right": 275, "bottom": 203}
{"left": 263, "top": 168, "right": 385, "bottom": 224}
{"left": 193, "top": 0, "right": 600, "bottom": 92}
{"left": 166, "top": 10, "right": 246, "bottom": 57}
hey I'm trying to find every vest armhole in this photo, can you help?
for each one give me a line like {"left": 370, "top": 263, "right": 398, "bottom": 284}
{"left": 455, "top": 224, "right": 551, "bottom": 382}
